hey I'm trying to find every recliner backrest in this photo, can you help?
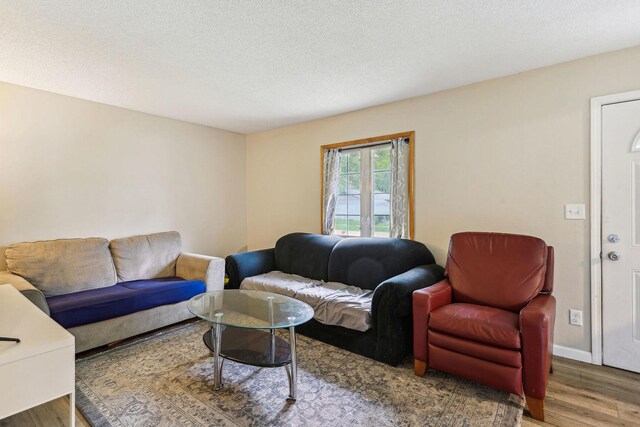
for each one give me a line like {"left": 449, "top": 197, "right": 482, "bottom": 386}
{"left": 328, "top": 237, "right": 435, "bottom": 290}
{"left": 446, "top": 232, "right": 550, "bottom": 312}
{"left": 274, "top": 233, "right": 342, "bottom": 281}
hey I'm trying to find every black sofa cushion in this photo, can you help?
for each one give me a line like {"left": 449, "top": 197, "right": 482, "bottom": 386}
{"left": 274, "top": 233, "right": 342, "bottom": 281}
{"left": 327, "top": 237, "right": 435, "bottom": 290}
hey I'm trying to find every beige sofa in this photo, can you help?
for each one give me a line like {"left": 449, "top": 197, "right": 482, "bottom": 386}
{"left": 0, "top": 231, "right": 223, "bottom": 352}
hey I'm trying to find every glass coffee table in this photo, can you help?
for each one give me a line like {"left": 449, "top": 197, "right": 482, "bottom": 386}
{"left": 187, "top": 290, "right": 314, "bottom": 400}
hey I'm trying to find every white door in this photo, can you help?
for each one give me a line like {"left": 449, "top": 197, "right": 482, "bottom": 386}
{"left": 602, "top": 98, "right": 640, "bottom": 373}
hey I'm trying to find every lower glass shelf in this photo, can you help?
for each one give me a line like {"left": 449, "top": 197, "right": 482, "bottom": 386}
{"left": 202, "top": 326, "right": 292, "bottom": 368}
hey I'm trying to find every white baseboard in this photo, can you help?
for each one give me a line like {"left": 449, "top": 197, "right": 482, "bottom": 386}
{"left": 553, "top": 344, "right": 593, "bottom": 363}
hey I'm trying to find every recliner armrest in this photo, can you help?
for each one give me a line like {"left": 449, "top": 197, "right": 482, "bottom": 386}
{"left": 176, "top": 253, "right": 225, "bottom": 291}
{"left": 0, "top": 271, "right": 50, "bottom": 315}
{"left": 520, "top": 293, "right": 556, "bottom": 400}
{"left": 412, "top": 278, "right": 453, "bottom": 364}
{"left": 225, "top": 248, "right": 276, "bottom": 289}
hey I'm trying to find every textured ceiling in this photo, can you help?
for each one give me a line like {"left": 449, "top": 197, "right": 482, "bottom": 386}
{"left": 2, "top": 1, "right": 640, "bottom": 134}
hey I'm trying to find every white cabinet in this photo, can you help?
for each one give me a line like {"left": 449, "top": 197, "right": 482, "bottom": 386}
{"left": 0, "top": 284, "right": 75, "bottom": 425}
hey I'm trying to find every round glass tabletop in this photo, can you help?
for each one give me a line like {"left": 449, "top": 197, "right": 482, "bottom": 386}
{"left": 187, "top": 290, "right": 314, "bottom": 329}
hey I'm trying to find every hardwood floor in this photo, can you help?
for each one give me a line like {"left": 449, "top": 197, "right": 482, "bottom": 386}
{"left": 522, "top": 357, "right": 640, "bottom": 426}
{"left": 1, "top": 356, "right": 639, "bottom": 426}
{"left": 0, "top": 395, "right": 88, "bottom": 427}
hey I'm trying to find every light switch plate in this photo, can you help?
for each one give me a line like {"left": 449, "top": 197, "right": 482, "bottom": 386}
{"left": 565, "top": 204, "right": 586, "bottom": 220}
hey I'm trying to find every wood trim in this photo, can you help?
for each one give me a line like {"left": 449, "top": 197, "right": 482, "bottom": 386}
{"left": 320, "top": 131, "right": 415, "bottom": 239}
{"left": 322, "top": 131, "right": 415, "bottom": 151}
{"left": 408, "top": 131, "right": 415, "bottom": 239}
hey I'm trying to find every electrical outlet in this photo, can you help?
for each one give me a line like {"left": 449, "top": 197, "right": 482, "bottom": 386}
{"left": 569, "top": 309, "right": 583, "bottom": 326}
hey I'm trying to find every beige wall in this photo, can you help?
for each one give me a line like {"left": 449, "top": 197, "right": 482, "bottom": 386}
{"left": 0, "top": 82, "right": 247, "bottom": 266}
{"left": 246, "top": 45, "right": 640, "bottom": 352}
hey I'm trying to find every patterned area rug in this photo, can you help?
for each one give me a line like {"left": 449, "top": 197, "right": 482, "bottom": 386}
{"left": 76, "top": 321, "right": 523, "bottom": 426}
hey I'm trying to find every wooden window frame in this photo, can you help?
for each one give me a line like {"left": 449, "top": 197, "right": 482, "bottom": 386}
{"left": 320, "top": 131, "right": 415, "bottom": 239}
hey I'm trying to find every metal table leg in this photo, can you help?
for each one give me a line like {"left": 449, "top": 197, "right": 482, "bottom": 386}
{"left": 287, "top": 325, "right": 297, "bottom": 401}
{"left": 212, "top": 317, "right": 223, "bottom": 390}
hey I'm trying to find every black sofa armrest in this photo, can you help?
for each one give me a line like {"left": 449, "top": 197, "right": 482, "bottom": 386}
{"left": 372, "top": 264, "right": 445, "bottom": 319}
{"left": 225, "top": 248, "right": 276, "bottom": 289}
{"left": 371, "top": 264, "right": 445, "bottom": 365}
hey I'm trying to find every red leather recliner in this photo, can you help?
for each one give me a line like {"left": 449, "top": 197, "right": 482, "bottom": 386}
{"left": 413, "top": 232, "right": 555, "bottom": 421}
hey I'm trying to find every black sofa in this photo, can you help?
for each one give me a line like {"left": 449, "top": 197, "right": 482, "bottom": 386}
{"left": 225, "top": 232, "right": 444, "bottom": 365}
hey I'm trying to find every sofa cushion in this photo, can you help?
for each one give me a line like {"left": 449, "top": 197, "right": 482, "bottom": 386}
{"left": 274, "top": 233, "right": 342, "bottom": 281}
{"left": 5, "top": 238, "right": 117, "bottom": 296}
{"left": 109, "top": 231, "right": 182, "bottom": 282}
{"left": 240, "top": 271, "right": 373, "bottom": 332}
{"left": 429, "top": 303, "right": 521, "bottom": 350}
{"left": 47, "top": 277, "right": 205, "bottom": 329}
{"left": 296, "top": 283, "right": 372, "bottom": 332}
{"left": 327, "top": 237, "right": 435, "bottom": 290}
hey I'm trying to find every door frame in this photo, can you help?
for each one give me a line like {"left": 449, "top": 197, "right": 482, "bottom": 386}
{"left": 590, "top": 89, "right": 640, "bottom": 365}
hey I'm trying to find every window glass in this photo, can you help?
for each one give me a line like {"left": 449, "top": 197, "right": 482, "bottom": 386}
{"left": 323, "top": 134, "right": 412, "bottom": 239}
{"left": 371, "top": 147, "right": 391, "bottom": 237}
{"left": 333, "top": 145, "right": 391, "bottom": 237}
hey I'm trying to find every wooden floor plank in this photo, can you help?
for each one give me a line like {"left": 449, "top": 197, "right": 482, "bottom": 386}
{"left": 617, "top": 401, "right": 640, "bottom": 424}
{"left": 0, "top": 410, "right": 35, "bottom": 427}
{"left": 557, "top": 358, "right": 640, "bottom": 386}
{"left": 27, "top": 404, "right": 66, "bottom": 427}
{"left": 522, "top": 357, "right": 640, "bottom": 426}
{"left": 544, "top": 396, "right": 637, "bottom": 427}
{"left": 0, "top": 396, "right": 88, "bottom": 427}
{"left": 540, "top": 410, "right": 600, "bottom": 427}
{"left": 546, "top": 382, "right": 619, "bottom": 416}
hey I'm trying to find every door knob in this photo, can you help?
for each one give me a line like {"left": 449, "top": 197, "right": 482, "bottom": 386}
{"left": 608, "top": 234, "right": 620, "bottom": 243}
{"left": 608, "top": 251, "right": 620, "bottom": 261}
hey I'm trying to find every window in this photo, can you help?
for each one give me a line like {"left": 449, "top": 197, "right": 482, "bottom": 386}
{"left": 321, "top": 132, "right": 414, "bottom": 239}
{"left": 334, "top": 145, "right": 391, "bottom": 237}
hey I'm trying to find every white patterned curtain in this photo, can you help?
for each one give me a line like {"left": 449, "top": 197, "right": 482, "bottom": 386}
{"left": 322, "top": 148, "right": 341, "bottom": 235}
{"left": 390, "top": 138, "right": 410, "bottom": 238}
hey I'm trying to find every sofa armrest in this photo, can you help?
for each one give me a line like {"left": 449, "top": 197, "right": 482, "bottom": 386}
{"left": 0, "top": 271, "right": 50, "bottom": 315}
{"left": 372, "top": 264, "right": 446, "bottom": 319}
{"left": 225, "top": 248, "right": 275, "bottom": 289}
{"left": 176, "top": 253, "right": 225, "bottom": 291}
{"left": 412, "top": 279, "right": 453, "bottom": 365}
{"left": 370, "top": 264, "right": 445, "bottom": 365}
{"left": 520, "top": 293, "right": 556, "bottom": 400}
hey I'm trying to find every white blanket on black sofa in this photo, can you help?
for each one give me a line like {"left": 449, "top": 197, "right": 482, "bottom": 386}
{"left": 240, "top": 271, "right": 372, "bottom": 332}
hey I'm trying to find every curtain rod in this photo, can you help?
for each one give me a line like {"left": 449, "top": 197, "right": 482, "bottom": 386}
{"left": 336, "top": 137, "right": 408, "bottom": 152}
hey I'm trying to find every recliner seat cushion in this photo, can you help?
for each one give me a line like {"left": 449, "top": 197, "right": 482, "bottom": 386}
{"left": 240, "top": 271, "right": 373, "bottom": 331}
{"left": 5, "top": 237, "right": 117, "bottom": 296}
{"left": 328, "top": 237, "right": 435, "bottom": 290}
{"left": 429, "top": 303, "right": 521, "bottom": 349}
{"left": 47, "top": 277, "right": 205, "bottom": 329}
{"left": 109, "top": 231, "right": 182, "bottom": 282}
